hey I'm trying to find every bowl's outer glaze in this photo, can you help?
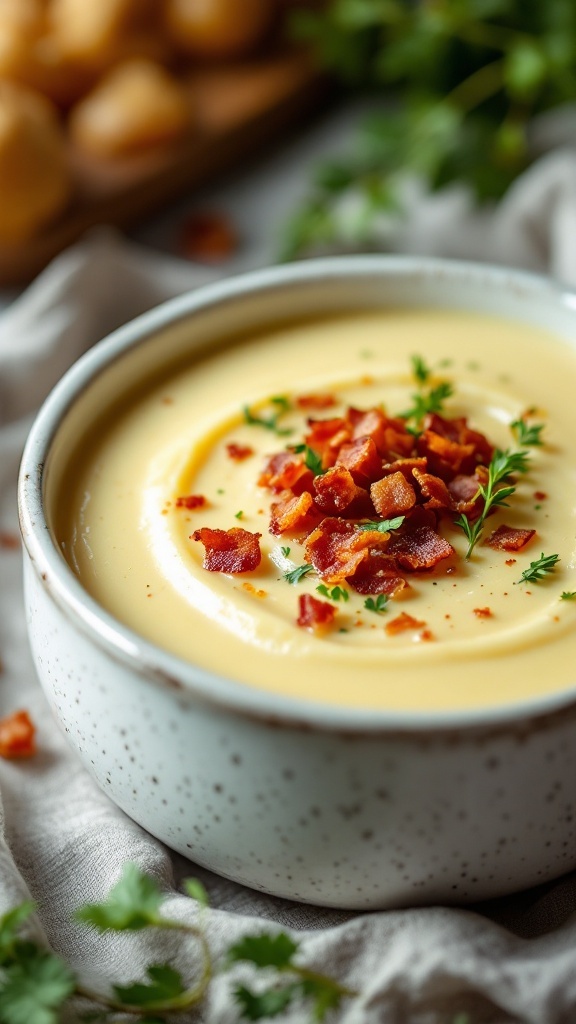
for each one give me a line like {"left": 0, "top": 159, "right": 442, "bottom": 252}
{"left": 19, "top": 256, "right": 576, "bottom": 909}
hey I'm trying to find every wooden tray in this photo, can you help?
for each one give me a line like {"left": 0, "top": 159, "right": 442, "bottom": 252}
{"left": 0, "top": 52, "right": 328, "bottom": 287}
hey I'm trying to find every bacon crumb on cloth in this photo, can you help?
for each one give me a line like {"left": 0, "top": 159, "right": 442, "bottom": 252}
{"left": 0, "top": 710, "right": 36, "bottom": 759}
{"left": 485, "top": 524, "right": 536, "bottom": 551}
{"left": 297, "top": 594, "right": 336, "bottom": 632}
{"left": 0, "top": 531, "right": 20, "bottom": 549}
{"left": 193, "top": 527, "right": 261, "bottom": 573}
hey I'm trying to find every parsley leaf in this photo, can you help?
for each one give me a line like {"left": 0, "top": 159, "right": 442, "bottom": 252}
{"left": 316, "top": 584, "right": 349, "bottom": 602}
{"left": 284, "top": 564, "right": 315, "bottom": 585}
{"left": 114, "top": 964, "right": 185, "bottom": 1007}
{"left": 511, "top": 418, "right": 545, "bottom": 446}
{"left": 560, "top": 591, "right": 576, "bottom": 600}
{"left": 234, "top": 982, "right": 297, "bottom": 1020}
{"left": 75, "top": 863, "right": 164, "bottom": 931}
{"left": 0, "top": 948, "right": 75, "bottom": 1024}
{"left": 228, "top": 933, "right": 298, "bottom": 969}
{"left": 517, "top": 553, "right": 560, "bottom": 583}
{"left": 292, "top": 444, "right": 324, "bottom": 476}
{"left": 400, "top": 381, "right": 453, "bottom": 425}
{"left": 0, "top": 903, "right": 36, "bottom": 965}
{"left": 357, "top": 516, "right": 405, "bottom": 533}
{"left": 364, "top": 594, "right": 389, "bottom": 614}
{"left": 183, "top": 878, "right": 209, "bottom": 907}
{"left": 280, "top": 546, "right": 291, "bottom": 558}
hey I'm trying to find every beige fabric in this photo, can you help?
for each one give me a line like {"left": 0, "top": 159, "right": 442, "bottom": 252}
{"left": 1, "top": 223, "right": 576, "bottom": 1023}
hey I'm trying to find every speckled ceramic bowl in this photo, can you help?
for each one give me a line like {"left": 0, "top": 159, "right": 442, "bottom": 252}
{"left": 18, "top": 257, "right": 576, "bottom": 910}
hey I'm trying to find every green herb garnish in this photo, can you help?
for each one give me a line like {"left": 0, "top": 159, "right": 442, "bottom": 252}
{"left": 560, "top": 591, "right": 576, "bottom": 600}
{"left": 357, "top": 516, "right": 405, "bottom": 533}
{"left": 281, "top": 546, "right": 291, "bottom": 558}
{"left": 316, "top": 584, "right": 349, "bottom": 602}
{"left": 292, "top": 444, "right": 325, "bottom": 476}
{"left": 411, "top": 354, "right": 431, "bottom": 384}
{"left": 400, "top": 381, "right": 454, "bottom": 426}
{"left": 511, "top": 418, "right": 545, "bottom": 446}
{"left": 0, "top": 864, "right": 354, "bottom": 1022}
{"left": 243, "top": 398, "right": 292, "bottom": 437}
{"left": 364, "top": 594, "right": 389, "bottom": 614}
{"left": 234, "top": 511, "right": 244, "bottom": 520}
{"left": 455, "top": 448, "right": 530, "bottom": 558}
{"left": 283, "top": 563, "right": 315, "bottom": 584}
{"left": 517, "top": 553, "right": 560, "bottom": 583}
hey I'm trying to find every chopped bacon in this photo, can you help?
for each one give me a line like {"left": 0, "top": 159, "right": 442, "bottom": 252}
{"left": 387, "top": 524, "right": 454, "bottom": 570}
{"left": 193, "top": 527, "right": 261, "bottom": 573}
{"left": 297, "top": 594, "right": 336, "bottom": 632}
{"left": 0, "top": 710, "right": 36, "bottom": 759}
{"left": 419, "top": 429, "right": 475, "bottom": 477}
{"left": 371, "top": 471, "right": 416, "bottom": 518}
{"left": 175, "top": 494, "right": 207, "bottom": 510}
{"left": 385, "top": 612, "right": 426, "bottom": 635}
{"left": 381, "top": 457, "right": 427, "bottom": 482}
{"left": 0, "top": 531, "right": 19, "bottom": 549}
{"left": 305, "top": 517, "right": 389, "bottom": 584}
{"left": 424, "top": 413, "right": 493, "bottom": 466}
{"left": 448, "top": 473, "right": 481, "bottom": 503}
{"left": 348, "top": 554, "right": 407, "bottom": 596}
{"left": 335, "top": 436, "right": 382, "bottom": 483}
{"left": 485, "top": 524, "right": 536, "bottom": 551}
{"left": 296, "top": 393, "right": 337, "bottom": 410}
{"left": 313, "top": 466, "right": 367, "bottom": 514}
{"left": 226, "top": 442, "right": 254, "bottom": 461}
{"left": 258, "top": 452, "right": 312, "bottom": 494}
{"left": 534, "top": 491, "right": 547, "bottom": 501}
{"left": 270, "top": 491, "right": 316, "bottom": 535}
{"left": 412, "top": 469, "right": 454, "bottom": 510}
{"left": 180, "top": 211, "right": 238, "bottom": 263}
{"left": 474, "top": 607, "right": 492, "bottom": 618}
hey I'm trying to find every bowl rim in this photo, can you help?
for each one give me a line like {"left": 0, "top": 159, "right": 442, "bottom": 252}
{"left": 18, "top": 253, "right": 576, "bottom": 734}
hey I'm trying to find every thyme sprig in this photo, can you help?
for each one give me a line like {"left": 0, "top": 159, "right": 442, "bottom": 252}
{"left": 243, "top": 396, "right": 292, "bottom": 437}
{"left": 455, "top": 448, "right": 530, "bottom": 558}
{"left": 510, "top": 418, "right": 545, "bottom": 446}
{"left": 400, "top": 381, "right": 454, "bottom": 427}
{"left": 517, "top": 552, "right": 560, "bottom": 583}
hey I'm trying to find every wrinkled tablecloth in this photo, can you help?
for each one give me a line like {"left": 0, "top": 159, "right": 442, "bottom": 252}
{"left": 2, "top": 119, "right": 576, "bottom": 1023}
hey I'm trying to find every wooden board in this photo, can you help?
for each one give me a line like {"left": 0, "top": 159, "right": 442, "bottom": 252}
{"left": 0, "top": 52, "right": 328, "bottom": 287}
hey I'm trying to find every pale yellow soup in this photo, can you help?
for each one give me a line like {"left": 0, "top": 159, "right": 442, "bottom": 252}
{"left": 57, "top": 309, "right": 576, "bottom": 711}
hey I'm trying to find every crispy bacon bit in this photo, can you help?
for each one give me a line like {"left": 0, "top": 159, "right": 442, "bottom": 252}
{"left": 305, "top": 518, "right": 389, "bottom": 584}
{"left": 0, "top": 531, "right": 19, "bottom": 549}
{"left": 175, "top": 494, "right": 207, "bottom": 510}
{"left": 242, "top": 582, "right": 267, "bottom": 598}
{"left": 336, "top": 436, "right": 382, "bottom": 483}
{"left": 270, "top": 491, "right": 315, "bottom": 535}
{"left": 313, "top": 466, "right": 366, "bottom": 514}
{"left": 419, "top": 429, "right": 475, "bottom": 477}
{"left": 348, "top": 554, "right": 407, "bottom": 596}
{"left": 381, "top": 457, "right": 427, "bottom": 481}
{"left": 193, "top": 527, "right": 261, "bottom": 573}
{"left": 485, "top": 525, "right": 536, "bottom": 551}
{"left": 505, "top": 558, "right": 517, "bottom": 566}
{"left": 420, "top": 629, "right": 435, "bottom": 641}
{"left": 474, "top": 607, "right": 492, "bottom": 618}
{"left": 412, "top": 469, "right": 453, "bottom": 510}
{"left": 258, "top": 452, "right": 311, "bottom": 494}
{"left": 226, "top": 442, "right": 254, "bottom": 461}
{"left": 296, "top": 393, "right": 337, "bottom": 410}
{"left": 387, "top": 524, "right": 454, "bottom": 570}
{"left": 296, "top": 594, "right": 336, "bottom": 632}
{"left": 180, "top": 211, "right": 238, "bottom": 263}
{"left": 534, "top": 491, "right": 547, "bottom": 501}
{"left": 0, "top": 710, "right": 36, "bottom": 759}
{"left": 385, "top": 612, "right": 426, "bottom": 636}
{"left": 371, "top": 472, "right": 416, "bottom": 518}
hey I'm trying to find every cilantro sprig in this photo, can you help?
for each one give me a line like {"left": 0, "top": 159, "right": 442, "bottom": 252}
{"left": 0, "top": 864, "right": 356, "bottom": 1023}
{"left": 517, "top": 552, "right": 559, "bottom": 584}
{"left": 455, "top": 448, "right": 530, "bottom": 558}
{"left": 243, "top": 396, "right": 292, "bottom": 437}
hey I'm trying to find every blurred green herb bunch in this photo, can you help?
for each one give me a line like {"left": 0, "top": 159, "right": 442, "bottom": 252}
{"left": 284, "top": 0, "right": 576, "bottom": 257}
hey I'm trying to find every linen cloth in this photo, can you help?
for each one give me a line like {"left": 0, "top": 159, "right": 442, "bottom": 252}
{"left": 2, "top": 138, "right": 576, "bottom": 1024}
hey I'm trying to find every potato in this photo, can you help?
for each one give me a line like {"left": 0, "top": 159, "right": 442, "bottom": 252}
{"left": 49, "top": 0, "right": 142, "bottom": 66}
{"left": 0, "top": 82, "right": 70, "bottom": 242}
{"left": 165, "top": 0, "right": 273, "bottom": 59}
{"left": 69, "top": 59, "right": 191, "bottom": 158}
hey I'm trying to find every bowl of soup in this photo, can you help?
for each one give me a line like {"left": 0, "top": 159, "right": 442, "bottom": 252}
{"left": 18, "top": 256, "right": 576, "bottom": 909}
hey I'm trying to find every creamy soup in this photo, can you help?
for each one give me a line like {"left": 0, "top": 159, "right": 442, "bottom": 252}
{"left": 56, "top": 309, "right": 576, "bottom": 711}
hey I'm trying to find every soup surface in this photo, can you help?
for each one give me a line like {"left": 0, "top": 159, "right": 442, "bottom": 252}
{"left": 57, "top": 309, "right": 576, "bottom": 710}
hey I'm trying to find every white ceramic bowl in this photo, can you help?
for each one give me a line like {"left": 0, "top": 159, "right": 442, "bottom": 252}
{"left": 18, "top": 257, "right": 576, "bottom": 909}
